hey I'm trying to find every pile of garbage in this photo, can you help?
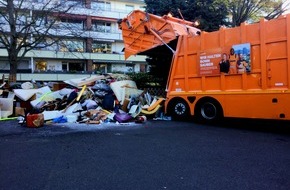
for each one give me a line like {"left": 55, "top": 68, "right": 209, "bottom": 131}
{"left": 0, "top": 74, "right": 167, "bottom": 128}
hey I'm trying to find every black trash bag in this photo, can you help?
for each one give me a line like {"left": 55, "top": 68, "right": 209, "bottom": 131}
{"left": 102, "top": 93, "right": 115, "bottom": 110}
{"left": 67, "top": 91, "right": 78, "bottom": 103}
{"left": 92, "top": 82, "right": 111, "bottom": 92}
{"left": 94, "top": 90, "right": 107, "bottom": 98}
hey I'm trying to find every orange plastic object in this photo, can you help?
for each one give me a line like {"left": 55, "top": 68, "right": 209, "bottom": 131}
{"left": 141, "top": 105, "right": 161, "bottom": 115}
{"left": 146, "top": 98, "right": 165, "bottom": 112}
{"left": 26, "top": 114, "right": 44, "bottom": 128}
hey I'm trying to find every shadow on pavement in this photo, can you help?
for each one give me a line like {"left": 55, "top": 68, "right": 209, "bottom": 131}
{"left": 209, "top": 117, "right": 290, "bottom": 135}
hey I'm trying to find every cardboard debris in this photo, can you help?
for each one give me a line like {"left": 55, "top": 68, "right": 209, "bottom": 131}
{"left": 15, "top": 107, "right": 25, "bottom": 116}
{"left": 42, "top": 110, "right": 62, "bottom": 121}
{"left": 13, "top": 89, "right": 40, "bottom": 101}
{"left": 30, "top": 86, "right": 52, "bottom": 107}
{"left": 110, "top": 80, "right": 139, "bottom": 103}
{"left": 64, "top": 75, "right": 106, "bottom": 87}
{"left": 63, "top": 103, "right": 83, "bottom": 115}
{"left": 0, "top": 98, "right": 14, "bottom": 118}
{"left": 66, "top": 114, "right": 78, "bottom": 123}
{"left": 128, "top": 103, "right": 142, "bottom": 118}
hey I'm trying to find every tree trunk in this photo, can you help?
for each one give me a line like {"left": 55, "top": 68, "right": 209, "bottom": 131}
{"left": 9, "top": 51, "right": 18, "bottom": 83}
{"left": 7, "top": 0, "right": 17, "bottom": 83}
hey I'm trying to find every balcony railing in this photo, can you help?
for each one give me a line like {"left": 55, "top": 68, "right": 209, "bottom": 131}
{"left": 69, "top": 7, "right": 131, "bottom": 19}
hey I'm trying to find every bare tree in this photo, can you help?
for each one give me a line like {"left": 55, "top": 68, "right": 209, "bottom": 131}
{"left": 0, "top": 0, "right": 80, "bottom": 82}
{"left": 265, "top": 0, "right": 290, "bottom": 20}
{"left": 227, "top": 0, "right": 290, "bottom": 27}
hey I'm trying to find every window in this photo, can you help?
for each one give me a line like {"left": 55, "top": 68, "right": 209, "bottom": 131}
{"left": 0, "top": 15, "right": 8, "bottom": 25}
{"left": 16, "top": 14, "right": 28, "bottom": 25}
{"left": 139, "top": 5, "right": 146, "bottom": 11}
{"left": 42, "top": 38, "right": 58, "bottom": 51}
{"left": 60, "top": 18, "right": 84, "bottom": 30}
{"left": 32, "top": 37, "right": 57, "bottom": 50}
{"left": 92, "top": 41, "right": 112, "bottom": 53}
{"left": 92, "top": 21, "right": 111, "bottom": 33}
{"left": 48, "top": 65, "right": 56, "bottom": 71}
{"left": 35, "top": 61, "right": 47, "bottom": 71}
{"left": 17, "top": 38, "right": 29, "bottom": 46}
{"left": 62, "top": 63, "right": 68, "bottom": 71}
{"left": 125, "top": 5, "right": 134, "bottom": 13}
{"left": 126, "top": 63, "right": 134, "bottom": 72}
{"left": 35, "top": 16, "right": 48, "bottom": 27}
{"left": 91, "top": 1, "right": 111, "bottom": 11}
{"left": 59, "top": 39, "right": 85, "bottom": 52}
{"left": 93, "top": 64, "right": 107, "bottom": 73}
{"left": 0, "top": 42, "right": 5, "bottom": 48}
{"left": 60, "top": 0, "right": 84, "bottom": 7}
{"left": 68, "top": 62, "right": 85, "bottom": 72}
{"left": 35, "top": 40, "right": 48, "bottom": 50}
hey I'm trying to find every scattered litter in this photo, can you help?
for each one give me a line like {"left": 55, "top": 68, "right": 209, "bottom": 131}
{"left": 21, "top": 82, "right": 34, "bottom": 89}
{"left": 0, "top": 73, "right": 169, "bottom": 127}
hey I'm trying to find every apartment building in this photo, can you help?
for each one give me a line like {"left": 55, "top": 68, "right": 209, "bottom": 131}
{"left": 0, "top": 0, "right": 147, "bottom": 81}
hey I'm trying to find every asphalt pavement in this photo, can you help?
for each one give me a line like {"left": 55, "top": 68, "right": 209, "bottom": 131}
{"left": 0, "top": 119, "right": 290, "bottom": 190}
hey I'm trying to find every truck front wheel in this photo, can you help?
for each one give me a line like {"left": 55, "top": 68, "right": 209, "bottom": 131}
{"left": 169, "top": 99, "right": 190, "bottom": 120}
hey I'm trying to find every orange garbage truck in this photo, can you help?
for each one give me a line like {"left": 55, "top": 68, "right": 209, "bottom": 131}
{"left": 119, "top": 10, "right": 290, "bottom": 122}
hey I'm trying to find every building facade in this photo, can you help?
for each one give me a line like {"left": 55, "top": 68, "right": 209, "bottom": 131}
{"left": 0, "top": 0, "right": 147, "bottom": 81}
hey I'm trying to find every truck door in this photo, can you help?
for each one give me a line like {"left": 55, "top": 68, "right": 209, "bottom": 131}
{"left": 267, "top": 59, "right": 288, "bottom": 88}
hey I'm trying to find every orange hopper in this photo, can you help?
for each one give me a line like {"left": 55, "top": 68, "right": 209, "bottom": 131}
{"left": 119, "top": 10, "right": 200, "bottom": 59}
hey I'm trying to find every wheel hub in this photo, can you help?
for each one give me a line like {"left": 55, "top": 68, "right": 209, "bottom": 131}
{"left": 175, "top": 103, "right": 186, "bottom": 115}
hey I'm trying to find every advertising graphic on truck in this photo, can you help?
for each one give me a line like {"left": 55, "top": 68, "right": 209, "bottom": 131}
{"left": 199, "top": 43, "right": 251, "bottom": 75}
{"left": 119, "top": 10, "right": 290, "bottom": 122}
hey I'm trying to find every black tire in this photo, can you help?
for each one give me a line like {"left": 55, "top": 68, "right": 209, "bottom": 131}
{"left": 195, "top": 99, "right": 223, "bottom": 123}
{"left": 169, "top": 99, "right": 190, "bottom": 120}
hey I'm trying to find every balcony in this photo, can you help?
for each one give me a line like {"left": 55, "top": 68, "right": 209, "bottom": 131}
{"left": 69, "top": 7, "right": 130, "bottom": 20}
{"left": 85, "top": 30, "right": 122, "bottom": 41}
{"left": 0, "top": 48, "right": 146, "bottom": 62}
{"left": 112, "top": 0, "right": 145, "bottom": 3}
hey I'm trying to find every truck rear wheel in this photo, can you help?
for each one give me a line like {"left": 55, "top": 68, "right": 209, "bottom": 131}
{"left": 195, "top": 99, "right": 223, "bottom": 123}
{"left": 169, "top": 99, "right": 190, "bottom": 120}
